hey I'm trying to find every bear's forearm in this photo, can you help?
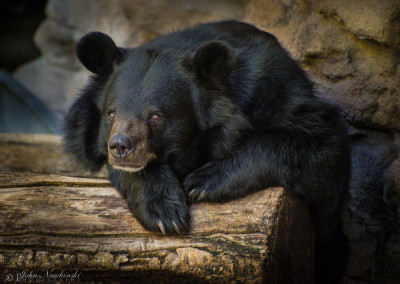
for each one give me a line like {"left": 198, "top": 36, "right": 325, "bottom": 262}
{"left": 108, "top": 164, "right": 189, "bottom": 234}
{"left": 184, "top": 131, "right": 347, "bottom": 208}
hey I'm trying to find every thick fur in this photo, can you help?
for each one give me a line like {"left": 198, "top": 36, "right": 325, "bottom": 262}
{"left": 63, "top": 21, "right": 350, "bottom": 283}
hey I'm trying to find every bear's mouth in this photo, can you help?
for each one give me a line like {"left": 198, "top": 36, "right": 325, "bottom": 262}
{"left": 108, "top": 152, "right": 157, "bottom": 173}
{"left": 108, "top": 159, "right": 148, "bottom": 172}
{"left": 111, "top": 164, "right": 146, "bottom": 173}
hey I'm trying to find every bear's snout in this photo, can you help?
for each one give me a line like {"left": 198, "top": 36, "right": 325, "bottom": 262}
{"left": 109, "top": 134, "right": 134, "bottom": 158}
{"left": 107, "top": 120, "right": 155, "bottom": 172}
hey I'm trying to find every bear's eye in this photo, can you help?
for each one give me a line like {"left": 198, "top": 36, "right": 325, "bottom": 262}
{"left": 108, "top": 111, "right": 116, "bottom": 121}
{"left": 150, "top": 114, "right": 161, "bottom": 121}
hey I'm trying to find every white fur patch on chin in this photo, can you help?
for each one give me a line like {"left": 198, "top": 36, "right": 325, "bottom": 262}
{"left": 112, "top": 165, "right": 146, "bottom": 173}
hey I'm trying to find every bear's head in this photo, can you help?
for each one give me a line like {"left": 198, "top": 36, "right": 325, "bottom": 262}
{"left": 64, "top": 32, "right": 249, "bottom": 175}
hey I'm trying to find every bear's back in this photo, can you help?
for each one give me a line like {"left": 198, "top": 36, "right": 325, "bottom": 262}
{"left": 144, "top": 21, "right": 281, "bottom": 55}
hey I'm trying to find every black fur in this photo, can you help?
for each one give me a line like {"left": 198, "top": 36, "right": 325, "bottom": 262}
{"left": 64, "top": 21, "right": 350, "bottom": 283}
{"left": 63, "top": 76, "right": 107, "bottom": 172}
{"left": 76, "top": 32, "right": 122, "bottom": 75}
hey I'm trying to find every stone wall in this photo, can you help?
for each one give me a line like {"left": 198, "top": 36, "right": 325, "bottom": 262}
{"left": 14, "top": 0, "right": 400, "bottom": 282}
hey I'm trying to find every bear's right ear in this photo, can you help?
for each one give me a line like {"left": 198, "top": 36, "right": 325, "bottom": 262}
{"left": 192, "top": 41, "right": 237, "bottom": 83}
{"left": 76, "top": 32, "right": 123, "bottom": 75}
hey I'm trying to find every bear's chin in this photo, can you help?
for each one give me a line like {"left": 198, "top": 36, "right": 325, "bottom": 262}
{"left": 111, "top": 164, "right": 146, "bottom": 173}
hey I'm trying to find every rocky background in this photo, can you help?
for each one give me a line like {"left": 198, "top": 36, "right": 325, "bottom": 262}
{"left": 0, "top": 0, "right": 46, "bottom": 72}
{"left": 11, "top": 0, "right": 400, "bottom": 282}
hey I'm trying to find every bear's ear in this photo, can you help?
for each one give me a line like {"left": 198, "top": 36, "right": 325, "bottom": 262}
{"left": 193, "top": 41, "right": 237, "bottom": 82}
{"left": 76, "top": 32, "right": 122, "bottom": 75}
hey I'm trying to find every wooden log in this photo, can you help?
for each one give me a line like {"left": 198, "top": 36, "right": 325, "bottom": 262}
{"left": 0, "top": 172, "right": 314, "bottom": 283}
{"left": 0, "top": 133, "right": 107, "bottom": 178}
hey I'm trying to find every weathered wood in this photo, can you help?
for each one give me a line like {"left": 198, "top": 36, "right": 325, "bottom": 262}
{"left": 0, "top": 133, "right": 107, "bottom": 178}
{"left": 0, "top": 173, "right": 314, "bottom": 283}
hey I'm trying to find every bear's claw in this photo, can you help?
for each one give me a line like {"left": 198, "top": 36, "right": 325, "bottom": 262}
{"left": 198, "top": 190, "right": 206, "bottom": 201}
{"left": 172, "top": 221, "right": 181, "bottom": 234}
{"left": 189, "top": 189, "right": 207, "bottom": 202}
{"left": 157, "top": 219, "right": 166, "bottom": 235}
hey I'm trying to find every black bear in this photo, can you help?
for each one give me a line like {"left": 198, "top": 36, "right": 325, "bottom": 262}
{"left": 64, "top": 21, "right": 350, "bottom": 282}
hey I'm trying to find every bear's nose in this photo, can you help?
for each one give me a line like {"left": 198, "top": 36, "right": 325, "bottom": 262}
{"left": 109, "top": 135, "right": 134, "bottom": 158}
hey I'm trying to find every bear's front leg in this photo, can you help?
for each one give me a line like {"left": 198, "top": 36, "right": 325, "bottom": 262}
{"left": 183, "top": 160, "right": 250, "bottom": 203}
{"left": 108, "top": 164, "right": 190, "bottom": 234}
{"left": 183, "top": 131, "right": 345, "bottom": 205}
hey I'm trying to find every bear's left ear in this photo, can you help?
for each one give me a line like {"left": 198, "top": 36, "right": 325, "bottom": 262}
{"left": 193, "top": 41, "right": 237, "bottom": 82}
{"left": 76, "top": 32, "right": 123, "bottom": 75}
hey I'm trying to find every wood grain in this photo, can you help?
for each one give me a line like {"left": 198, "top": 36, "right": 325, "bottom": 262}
{"left": 0, "top": 133, "right": 107, "bottom": 177}
{"left": 0, "top": 172, "right": 314, "bottom": 283}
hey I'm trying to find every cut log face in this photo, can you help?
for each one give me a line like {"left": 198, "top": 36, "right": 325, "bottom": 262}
{"left": 0, "top": 173, "right": 314, "bottom": 283}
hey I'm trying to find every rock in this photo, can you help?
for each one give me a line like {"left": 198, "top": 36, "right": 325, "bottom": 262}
{"left": 14, "top": 58, "right": 88, "bottom": 118}
{"left": 312, "top": 0, "right": 400, "bottom": 48}
{"left": 0, "top": 0, "right": 45, "bottom": 72}
{"left": 245, "top": 0, "right": 400, "bottom": 132}
{"left": 244, "top": 0, "right": 286, "bottom": 27}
